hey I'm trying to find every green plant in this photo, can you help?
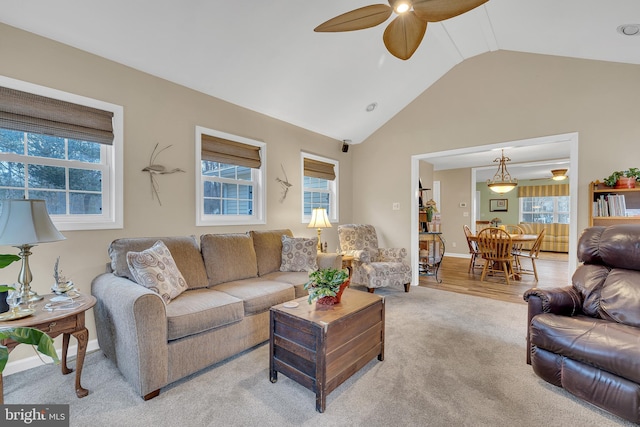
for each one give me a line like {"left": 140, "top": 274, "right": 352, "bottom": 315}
{"left": 603, "top": 168, "right": 640, "bottom": 187}
{"left": 304, "top": 268, "right": 349, "bottom": 304}
{"left": 0, "top": 252, "right": 59, "bottom": 373}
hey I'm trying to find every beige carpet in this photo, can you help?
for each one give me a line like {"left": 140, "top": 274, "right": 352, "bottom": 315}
{"left": 3, "top": 285, "right": 631, "bottom": 426}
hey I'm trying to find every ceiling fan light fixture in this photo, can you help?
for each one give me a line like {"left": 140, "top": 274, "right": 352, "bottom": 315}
{"left": 394, "top": 2, "right": 411, "bottom": 14}
{"left": 487, "top": 149, "right": 518, "bottom": 194}
{"left": 551, "top": 168, "right": 568, "bottom": 181}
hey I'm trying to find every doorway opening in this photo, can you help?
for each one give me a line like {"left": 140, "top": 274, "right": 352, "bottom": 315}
{"left": 410, "top": 132, "right": 579, "bottom": 287}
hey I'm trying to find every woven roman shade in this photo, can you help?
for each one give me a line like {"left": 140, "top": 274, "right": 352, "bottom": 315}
{"left": 518, "top": 184, "right": 569, "bottom": 197}
{"left": 304, "top": 158, "right": 336, "bottom": 181}
{"left": 0, "top": 86, "right": 115, "bottom": 145}
{"left": 201, "top": 134, "right": 261, "bottom": 169}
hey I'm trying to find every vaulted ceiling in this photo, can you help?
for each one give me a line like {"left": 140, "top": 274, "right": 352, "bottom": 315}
{"left": 1, "top": 0, "right": 639, "bottom": 146}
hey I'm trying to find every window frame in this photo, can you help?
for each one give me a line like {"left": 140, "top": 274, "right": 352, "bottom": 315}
{"left": 195, "top": 126, "right": 266, "bottom": 226}
{"left": 0, "top": 75, "right": 123, "bottom": 231}
{"left": 301, "top": 152, "right": 339, "bottom": 224}
{"left": 519, "top": 195, "right": 570, "bottom": 224}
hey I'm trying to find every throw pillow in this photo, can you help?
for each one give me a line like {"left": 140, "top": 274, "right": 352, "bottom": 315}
{"left": 126, "top": 240, "right": 188, "bottom": 304}
{"left": 280, "top": 235, "right": 318, "bottom": 272}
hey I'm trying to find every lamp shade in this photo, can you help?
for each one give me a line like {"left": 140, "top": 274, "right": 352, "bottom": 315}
{"left": 0, "top": 199, "right": 65, "bottom": 246}
{"left": 307, "top": 208, "right": 332, "bottom": 229}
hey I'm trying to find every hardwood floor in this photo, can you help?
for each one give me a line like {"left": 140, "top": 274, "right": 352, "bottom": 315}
{"left": 419, "top": 252, "right": 570, "bottom": 304}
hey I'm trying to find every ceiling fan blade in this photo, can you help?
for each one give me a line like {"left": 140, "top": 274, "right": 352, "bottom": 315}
{"left": 314, "top": 4, "right": 393, "bottom": 32}
{"left": 413, "top": 0, "right": 489, "bottom": 22}
{"left": 383, "top": 12, "right": 427, "bottom": 60}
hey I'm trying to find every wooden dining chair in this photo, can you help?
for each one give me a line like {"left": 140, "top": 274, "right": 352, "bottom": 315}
{"left": 513, "top": 229, "right": 546, "bottom": 281}
{"left": 505, "top": 225, "right": 525, "bottom": 270}
{"left": 463, "top": 225, "right": 481, "bottom": 273}
{"left": 476, "top": 227, "right": 516, "bottom": 285}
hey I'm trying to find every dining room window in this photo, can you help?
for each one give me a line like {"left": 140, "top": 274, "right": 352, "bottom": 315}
{"left": 519, "top": 196, "right": 570, "bottom": 223}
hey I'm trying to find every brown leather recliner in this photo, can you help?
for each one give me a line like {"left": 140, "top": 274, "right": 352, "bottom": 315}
{"left": 524, "top": 224, "right": 640, "bottom": 424}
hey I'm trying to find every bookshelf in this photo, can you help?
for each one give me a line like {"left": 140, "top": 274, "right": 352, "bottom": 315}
{"left": 589, "top": 181, "right": 640, "bottom": 226}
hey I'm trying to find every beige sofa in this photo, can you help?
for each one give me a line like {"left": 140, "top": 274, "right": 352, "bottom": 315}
{"left": 91, "top": 229, "right": 340, "bottom": 400}
{"left": 518, "top": 222, "right": 569, "bottom": 253}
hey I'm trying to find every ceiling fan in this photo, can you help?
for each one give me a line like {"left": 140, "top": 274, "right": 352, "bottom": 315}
{"left": 314, "top": 0, "right": 489, "bottom": 60}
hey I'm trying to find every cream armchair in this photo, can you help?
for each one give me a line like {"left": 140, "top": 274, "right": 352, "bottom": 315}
{"left": 337, "top": 224, "right": 411, "bottom": 293}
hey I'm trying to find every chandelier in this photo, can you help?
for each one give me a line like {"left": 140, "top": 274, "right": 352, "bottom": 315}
{"left": 487, "top": 150, "right": 517, "bottom": 194}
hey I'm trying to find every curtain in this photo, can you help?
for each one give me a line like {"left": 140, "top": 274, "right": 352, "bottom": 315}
{"left": 518, "top": 183, "right": 569, "bottom": 197}
{"left": 0, "top": 86, "right": 114, "bottom": 145}
{"left": 304, "top": 158, "right": 335, "bottom": 181}
{"left": 201, "top": 134, "right": 262, "bottom": 169}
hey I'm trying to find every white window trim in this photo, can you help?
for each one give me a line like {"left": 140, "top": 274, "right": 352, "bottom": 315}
{"left": 0, "top": 75, "right": 124, "bottom": 231}
{"left": 195, "top": 126, "right": 266, "bottom": 226}
{"left": 300, "top": 152, "right": 339, "bottom": 224}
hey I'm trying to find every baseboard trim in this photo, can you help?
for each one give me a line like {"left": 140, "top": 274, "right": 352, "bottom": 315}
{"left": 3, "top": 339, "right": 100, "bottom": 376}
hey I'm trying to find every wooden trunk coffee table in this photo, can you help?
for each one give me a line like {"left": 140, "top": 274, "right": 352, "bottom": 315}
{"left": 269, "top": 289, "right": 385, "bottom": 412}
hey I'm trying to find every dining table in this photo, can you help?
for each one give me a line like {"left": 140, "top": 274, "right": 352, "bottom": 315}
{"left": 468, "top": 232, "right": 540, "bottom": 281}
{"left": 467, "top": 233, "right": 539, "bottom": 243}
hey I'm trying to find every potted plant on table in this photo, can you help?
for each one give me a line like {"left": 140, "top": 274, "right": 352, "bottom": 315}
{"left": 603, "top": 168, "right": 640, "bottom": 188}
{"left": 304, "top": 268, "right": 350, "bottom": 305}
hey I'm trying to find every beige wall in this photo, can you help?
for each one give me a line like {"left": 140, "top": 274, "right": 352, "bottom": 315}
{"left": 3, "top": 25, "right": 640, "bottom": 366}
{"left": 352, "top": 50, "right": 640, "bottom": 258}
{"left": 0, "top": 24, "right": 352, "bottom": 362}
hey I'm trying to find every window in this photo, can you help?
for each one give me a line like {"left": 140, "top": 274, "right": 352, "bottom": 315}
{"left": 520, "top": 196, "right": 570, "bottom": 223}
{"left": 195, "top": 126, "right": 265, "bottom": 226}
{"left": 0, "top": 76, "right": 123, "bottom": 230}
{"left": 301, "top": 153, "right": 338, "bottom": 223}
{"left": 517, "top": 183, "right": 570, "bottom": 224}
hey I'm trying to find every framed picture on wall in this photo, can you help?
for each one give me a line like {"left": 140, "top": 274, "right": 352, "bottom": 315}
{"left": 489, "top": 199, "right": 508, "bottom": 212}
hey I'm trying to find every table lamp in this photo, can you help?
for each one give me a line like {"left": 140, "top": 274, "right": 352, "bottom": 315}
{"left": 307, "top": 208, "right": 331, "bottom": 252}
{"left": 0, "top": 199, "right": 66, "bottom": 302}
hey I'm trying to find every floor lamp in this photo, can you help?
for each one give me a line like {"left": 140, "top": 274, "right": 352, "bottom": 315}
{"left": 0, "top": 199, "right": 66, "bottom": 302}
{"left": 307, "top": 208, "right": 332, "bottom": 252}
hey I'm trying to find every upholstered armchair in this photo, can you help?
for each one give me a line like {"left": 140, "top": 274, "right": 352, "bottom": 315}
{"left": 337, "top": 224, "right": 411, "bottom": 293}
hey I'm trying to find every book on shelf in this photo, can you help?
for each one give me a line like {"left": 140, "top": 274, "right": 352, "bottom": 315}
{"left": 594, "top": 194, "right": 627, "bottom": 217}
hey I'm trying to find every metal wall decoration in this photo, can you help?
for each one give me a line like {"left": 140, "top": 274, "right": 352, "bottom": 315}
{"left": 275, "top": 164, "right": 292, "bottom": 202}
{"left": 142, "top": 143, "right": 185, "bottom": 206}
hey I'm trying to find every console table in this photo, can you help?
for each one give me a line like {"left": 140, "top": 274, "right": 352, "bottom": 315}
{"left": 419, "top": 231, "right": 445, "bottom": 283}
{"left": 0, "top": 294, "right": 96, "bottom": 404}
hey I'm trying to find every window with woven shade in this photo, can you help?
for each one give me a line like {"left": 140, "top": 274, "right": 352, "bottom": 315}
{"left": 196, "top": 126, "right": 265, "bottom": 226}
{"left": 0, "top": 77, "right": 123, "bottom": 230}
{"left": 301, "top": 152, "right": 338, "bottom": 223}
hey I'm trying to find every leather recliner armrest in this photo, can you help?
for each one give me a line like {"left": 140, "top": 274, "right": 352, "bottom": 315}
{"left": 523, "top": 287, "right": 582, "bottom": 365}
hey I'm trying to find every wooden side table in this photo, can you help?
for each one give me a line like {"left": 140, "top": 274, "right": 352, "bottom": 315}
{"left": 341, "top": 254, "right": 354, "bottom": 278}
{"left": 0, "top": 293, "right": 96, "bottom": 404}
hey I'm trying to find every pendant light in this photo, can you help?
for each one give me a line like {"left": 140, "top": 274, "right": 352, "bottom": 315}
{"left": 487, "top": 150, "right": 517, "bottom": 194}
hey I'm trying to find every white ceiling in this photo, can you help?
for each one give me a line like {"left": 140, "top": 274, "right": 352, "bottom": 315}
{"left": 1, "top": 0, "right": 639, "bottom": 151}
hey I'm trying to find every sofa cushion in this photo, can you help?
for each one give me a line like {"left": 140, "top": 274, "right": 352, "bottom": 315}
{"left": 280, "top": 235, "right": 318, "bottom": 272}
{"left": 165, "top": 288, "right": 244, "bottom": 341}
{"left": 250, "top": 229, "right": 293, "bottom": 276}
{"left": 126, "top": 240, "right": 188, "bottom": 304}
{"left": 213, "top": 277, "right": 294, "bottom": 315}
{"left": 109, "top": 236, "right": 208, "bottom": 289}
{"left": 531, "top": 313, "right": 640, "bottom": 384}
{"left": 201, "top": 233, "right": 258, "bottom": 287}
{"left": 262, "top": 271, "right": 310, "bottom": 299}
